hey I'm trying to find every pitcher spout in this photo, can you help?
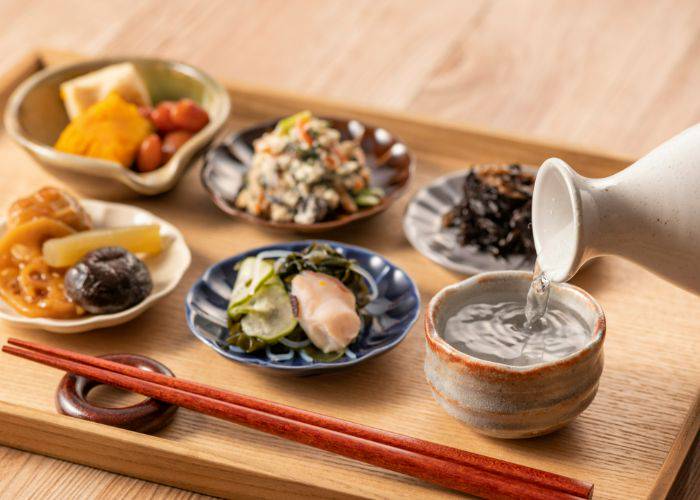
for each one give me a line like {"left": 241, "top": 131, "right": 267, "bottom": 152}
{"left": 532, "top": 158, "right": 589, "bottom": 282}
{"left": 533, "top": 123, "right": 700, "bottom": 294}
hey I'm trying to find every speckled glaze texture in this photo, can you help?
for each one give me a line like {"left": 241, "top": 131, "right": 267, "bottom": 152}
{"left": 533, "top": 123, "right": 700, "bottom": 293}
{"left": 4, "top": 57, "right": 230, "bottom": 198}
{"left": 403, "top": 167, "right": 537, "bottom": 275}
{"left": 424, "top": 271, "right": 605, "bottom": 439}
{"left": 201, "top": 117, "right": 413, "bottom": 233}
{"left": 186, "top": 240, "right": 420, "bottom": 375}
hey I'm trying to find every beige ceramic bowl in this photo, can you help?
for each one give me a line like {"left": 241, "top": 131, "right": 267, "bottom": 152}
{"left": 3, "top": 57, "right": 230, "bottom": 199}
{"left": 425, "top": 271, "right": 605, "bottom": 439}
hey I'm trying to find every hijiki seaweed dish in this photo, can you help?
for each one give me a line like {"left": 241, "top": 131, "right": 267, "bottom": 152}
{"left": 443, "top": 164, "right": 535, "bottom": 260}
{"left": 225, "top": 243, "right": 376, "bottom": 363}
{"left": 234, "top": 111, "right": 384, "bottom": 224}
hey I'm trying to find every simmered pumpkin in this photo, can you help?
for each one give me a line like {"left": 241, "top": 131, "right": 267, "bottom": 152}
{"left": 55, "top": 92, "right": 153, "bottom": 167}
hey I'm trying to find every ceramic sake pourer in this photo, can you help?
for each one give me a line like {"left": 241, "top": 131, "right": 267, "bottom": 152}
{"left": 424, "top": 271, "right": 605, "bottom": 439}
{"left": 4, "top": 57, "right": 230, "bottom": 199}
{"left": 532, "top": 123, "right": 700, "bottom": 294}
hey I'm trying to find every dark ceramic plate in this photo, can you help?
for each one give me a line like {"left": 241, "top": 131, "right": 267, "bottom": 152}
{"left": 201, "top": 117, "right": 414, "bottom": 233}
{"left": 403, "top": 168, "right": 537, "bottom": 275}
{"left": 185, "top": 240, "right": 420, "bottom": 375}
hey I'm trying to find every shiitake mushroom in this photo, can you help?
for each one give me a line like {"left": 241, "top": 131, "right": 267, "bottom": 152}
{"left": 64, "top": 246, "right": 153, "bottom": 314}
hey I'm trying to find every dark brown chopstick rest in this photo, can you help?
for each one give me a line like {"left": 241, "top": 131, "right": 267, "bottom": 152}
{"left": 55, "top": 354, "right": 178, "bottom": 433}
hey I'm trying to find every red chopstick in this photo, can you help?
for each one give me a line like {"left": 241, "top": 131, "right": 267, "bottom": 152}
{"left": 6, "top": 338, "right": 589, "bottom": 497}
{"left": 3, "top": 339, "right": 592, "bottom": 499}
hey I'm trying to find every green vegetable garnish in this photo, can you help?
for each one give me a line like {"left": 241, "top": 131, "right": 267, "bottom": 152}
{"left": 225, "top": 321, "right": 266, "bottom": 353}
{"left": 275, "top": 110, "right": 312, "bottom": 136}
{"left": 228, "top": 257, "right": 275, "bottom": 313}
{"left": 354, "top": 187, "right": 385, "bottom": 207}
{"left": 240, "top": 279, "right": 297, "bottom": 342}
{"left": 302, "top": 345, "right": 346, "bottom": 362}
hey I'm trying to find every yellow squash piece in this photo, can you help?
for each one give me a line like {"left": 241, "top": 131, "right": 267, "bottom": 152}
{"left": 55, "top": 93, "right": 153, "bottom": 167}
{"left": 42, "top": 224, "right": 162, "bottom": 268}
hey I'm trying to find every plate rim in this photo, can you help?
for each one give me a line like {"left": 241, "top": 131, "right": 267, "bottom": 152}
{"left": 200, "top": 116, "right": 415, "bottom": 233}
{"left": 0, "top": 199, "right": 192, "bottom": 333}
{"left": 185, "top": 239, "right": 421, "bottom": 372}
{"left": 403, "top": 166, "right": 537, "bottom": 275}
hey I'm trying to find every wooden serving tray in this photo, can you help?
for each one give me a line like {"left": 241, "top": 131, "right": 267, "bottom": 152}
{"left": 0, "top": 50, "right": 697, "bottom": 499}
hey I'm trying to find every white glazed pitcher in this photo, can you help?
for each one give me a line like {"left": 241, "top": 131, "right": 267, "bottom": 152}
{"left": 532, "top": 124, "right": 700, "bottom": 294}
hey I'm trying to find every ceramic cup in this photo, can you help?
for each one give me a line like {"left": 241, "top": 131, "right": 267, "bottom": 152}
{"left": 424, "top": 271, "right": 605, "bottom": 439}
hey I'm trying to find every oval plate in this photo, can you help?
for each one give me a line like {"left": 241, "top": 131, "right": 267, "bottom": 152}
{"left": 185, "top": 240, "right": 420, "bottom": 375}
{"left": 201, "top": 117, "right": 414, "bottom": 233}
{"left": 403, "top": 168, "right": 537, "bottom": 275}
{"left": 0, "top": 200, "right": 191, "bottom": 333}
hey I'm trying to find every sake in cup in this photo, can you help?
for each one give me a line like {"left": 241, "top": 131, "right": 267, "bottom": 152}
{"left": 424, "top": 271, "right": 605, "bottom": 439}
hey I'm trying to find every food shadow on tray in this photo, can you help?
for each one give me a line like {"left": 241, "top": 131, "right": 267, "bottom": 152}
{"left": 200, "top": 111, "right": 413, "bottom": 233}
{"left": 404, "top": 164, "right": 537, "bottom": 275}
{"left": 185, "top": 240, "right": 420, "bottom": 376}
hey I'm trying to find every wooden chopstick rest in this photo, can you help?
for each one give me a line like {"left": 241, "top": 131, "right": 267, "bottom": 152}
{"left": 55, "top": 353, "right": 178, "bottom": 433}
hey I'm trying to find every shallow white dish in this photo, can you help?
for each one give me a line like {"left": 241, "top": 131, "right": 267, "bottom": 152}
{"left": 403, "top": 168, "right": 537, "bottom": 275}
{"left": 0, "top": 200, "right": 191, "bottom": 333}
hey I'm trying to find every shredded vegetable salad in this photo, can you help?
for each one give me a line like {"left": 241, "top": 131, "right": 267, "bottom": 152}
{"left": 235, "top": 111, "right": 383, "bottom": 224}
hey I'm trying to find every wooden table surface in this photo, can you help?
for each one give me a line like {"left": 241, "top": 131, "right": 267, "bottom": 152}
{"left": 0, "top": 1, "right": 698, "bottom": 498}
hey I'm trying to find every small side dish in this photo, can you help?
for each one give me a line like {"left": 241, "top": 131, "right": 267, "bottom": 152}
{"left": 4, "top": 57, "right": 231, "bottom": 197}
{"left": 235, "top": 111, "right": 382, "bottom": 224}
{"left": 186, "top": 241, "right": 419, "bottom": 374}
{"left": 404, "top": 164, "right": 537, "bottom": 275}
{"left": 0, "top": 187, "right": 158, "bottom": 319}
{"left": 55, "top": 63, "right": 210, "bottom": 174}
{"left": 0, "top": 187, "right": 190, "bottom": 332}
{"left": 226, "top": 243, "right": 372, "bottom": 362}
{"left": 201, "top": 114, "right": 413, "bottom": 232}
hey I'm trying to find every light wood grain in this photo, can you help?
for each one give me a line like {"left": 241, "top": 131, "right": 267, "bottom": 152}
{"left": 0, "top": 1, "right": 698, "bottom": 498}
{"left": 0, "top": 50, "right": 697, "bottom": 500}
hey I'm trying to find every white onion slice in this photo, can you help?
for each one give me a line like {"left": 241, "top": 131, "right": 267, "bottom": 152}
{"left": 350, "top": 264, "right": 379, "bottom": 302}
{"left": 345, "top": 349, "right": 357, "bottom": 360}
{"left": 256, "top": 250, "right": 292, "bottom": 261}
{"left": 256, "top": 250, "right": 293, "bottom": 272}
{"left": 225, "top": 343, "right": 245, "bottom": 354}
{"left": 299, "top": 349, "right": 315, "bottom": 363}
{"left": 280, "top": 337, "right": 311, "bottom": 349}
{"left": 265, "top": 345, "right": 294, "bottom": 362}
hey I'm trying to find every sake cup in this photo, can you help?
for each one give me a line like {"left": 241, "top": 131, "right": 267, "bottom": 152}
{"left": 424, "top": 271, "right": 605, "bottom": 439}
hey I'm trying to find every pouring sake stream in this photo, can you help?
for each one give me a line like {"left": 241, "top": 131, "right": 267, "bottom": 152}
{"left": 532, "top": 123, "right": 700, "bottom": 294}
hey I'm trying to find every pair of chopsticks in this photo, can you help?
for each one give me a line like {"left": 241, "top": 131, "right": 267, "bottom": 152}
{"left": 3, "top": 338, "right": 592, "bottom": 499}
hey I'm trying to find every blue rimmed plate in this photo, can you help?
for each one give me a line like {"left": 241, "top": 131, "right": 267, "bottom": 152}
{"left": 185, "top": 240, "right": 420, "bottom": 375}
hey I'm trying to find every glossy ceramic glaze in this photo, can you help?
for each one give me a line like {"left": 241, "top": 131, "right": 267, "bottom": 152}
{"left": 0, "top": 200, "right": 191, "bottom": 333}
{"left": 4, "top": 57, "right": 230, "bottom": 198}
{"left": 425, "top": 271, "right": 605, "bottom": 438}
{"left": 533, "top": 123, "right": 700, "bottom": 294}
{"left": 185, "top": 240, "right": 420, "bottom": 375}
{"left": 403, "top": 167, "right": 537, "bottom": 275}
{"left": 201, "top": 118, "right": 413, "bottom": 233}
